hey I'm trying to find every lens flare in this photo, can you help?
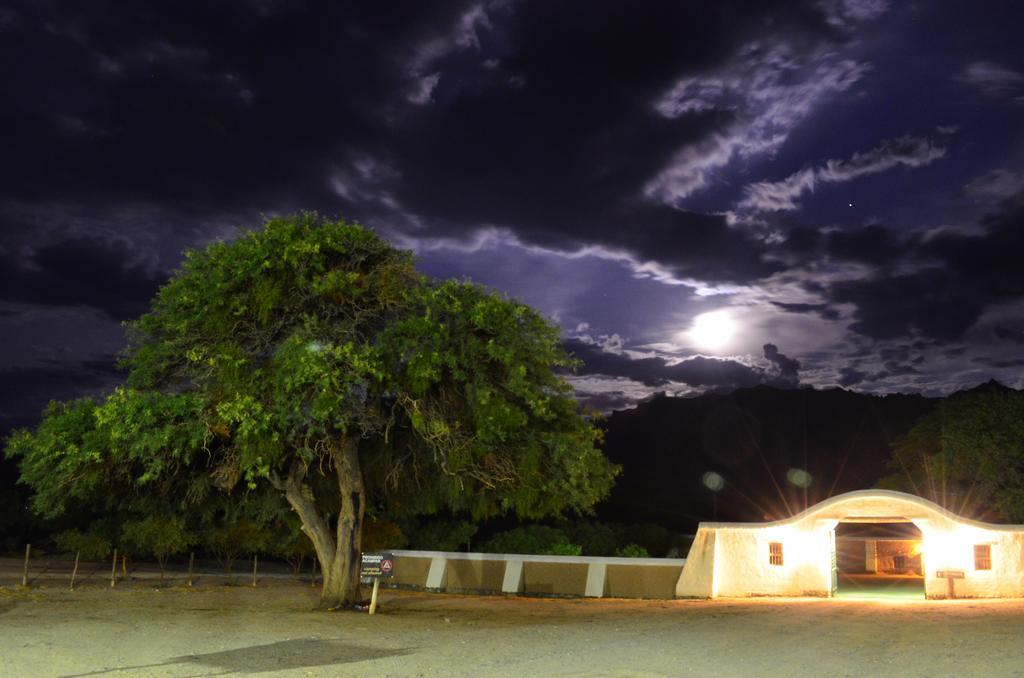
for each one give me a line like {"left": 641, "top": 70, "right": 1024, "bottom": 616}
{"left": 702, "top": 471, "right": 725, "bottom": 492}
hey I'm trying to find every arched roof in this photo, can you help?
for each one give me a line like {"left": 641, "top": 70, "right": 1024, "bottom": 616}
{"left": 702, "top": 488, "right": 1024, "bottom": 532}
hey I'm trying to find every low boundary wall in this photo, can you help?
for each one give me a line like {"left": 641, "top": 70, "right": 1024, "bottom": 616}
{"left": 384, "top": 549, "right": 686, "bottom": 599}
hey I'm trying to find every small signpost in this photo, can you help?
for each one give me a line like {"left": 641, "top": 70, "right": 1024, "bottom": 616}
{"left": 936, "top": 569, "right": 965, "bottom": 599}
{"left": 360, "top": 552, "right": 395, "bottom": 615}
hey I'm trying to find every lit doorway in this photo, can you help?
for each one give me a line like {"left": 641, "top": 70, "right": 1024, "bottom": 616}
{"left": 834, "top": 521, "right": 925, "bottom": 600}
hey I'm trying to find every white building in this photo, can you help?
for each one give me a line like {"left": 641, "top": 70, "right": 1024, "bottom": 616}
{"left": 676, "top": 489, "right": 1024, "bottom": 599}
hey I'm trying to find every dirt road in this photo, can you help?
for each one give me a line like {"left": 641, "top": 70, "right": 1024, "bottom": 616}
{"left": 3, "top": 581, "right": 1024, "bottom": 677}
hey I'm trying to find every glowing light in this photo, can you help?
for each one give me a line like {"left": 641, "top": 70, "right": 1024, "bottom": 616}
{"left": 786, "top": 468, "right": 812, "bottom": 488}
{"left": 689, "top": 310, "right": 736, "bottom": 350}
{"left": 702, "top": 471, "right": 725, "bottom": 492}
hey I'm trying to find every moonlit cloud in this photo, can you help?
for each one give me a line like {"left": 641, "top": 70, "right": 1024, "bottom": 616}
{"left": 646, "top": 45, "right": 868, "bottom": 205}
{"left": 956, "top": 61, "right": 1024, "bottom": 98}
{"left": 739, "top": 136, "right": 946, "bottom": 213}
{"left": 963, "top": 169, "right": 1024, "bottom": 204}
{"left": 1, "top": 0, "right": 1023, "bottom": 428}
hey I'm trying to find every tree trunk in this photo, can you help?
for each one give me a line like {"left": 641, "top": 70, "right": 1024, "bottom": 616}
{"left": 277, "top": 437, "right": 365, "bottom": 609}
{"left": 324, "top": 436, "right": 366, "bottom": 608}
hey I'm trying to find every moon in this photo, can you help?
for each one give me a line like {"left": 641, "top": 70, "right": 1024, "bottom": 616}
{"left": 689, "top": 310, "right": 736, "bottom": 351}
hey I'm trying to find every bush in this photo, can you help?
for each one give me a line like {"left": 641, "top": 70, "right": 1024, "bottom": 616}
{"left": 268, "top": 516, "right": 316, "bottom": 576}
{"left": 205, "top": 520, "right": 270, "bottom": 574}
{"left": 53, "top": 529, "right": 112, "bottom": 561}
{"left": 121, "top": 516, "right": 195, "bottom": 577}
{"left": 614, "top": 543, "right": 650, "bottom": 558}
{"left": 561, "top": 521, "right": 626, "bottom": 556}
{"left": 407, "top": 519, "right": 478, "bottom": 552}
{"left": 481, "top": 525, "right": 582, "bottom": 556}
{"left": 630, "top": 524, "right": 671, "bottom": 556}
{"left": 361, "top": 518, "right": 408, "bottom": 552}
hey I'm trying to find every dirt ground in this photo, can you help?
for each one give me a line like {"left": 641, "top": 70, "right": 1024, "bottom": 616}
{"left": 4, "top": 576, "right": 1024, "bottom": 678}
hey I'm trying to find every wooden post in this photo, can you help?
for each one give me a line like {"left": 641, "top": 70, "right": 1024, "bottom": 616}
{"left": 121, "top": 555, "right": 127, "bottom": 580}
{"left": 251, "top": 554, "right": 258, "bottom": 588}
{"left": 368, "top": 578, "right": 380, "bottom": 615}
{"left": 187, "top": 552, "right": 195, "bottom": 587}
{"left": 70, "top": 550, "right": 81, "bottom": 591}
{"left": 21, "top": 544, "right": 30, "bottom": 587}
{"left": 110, "top": 548, "right": 118, "bottom": 588}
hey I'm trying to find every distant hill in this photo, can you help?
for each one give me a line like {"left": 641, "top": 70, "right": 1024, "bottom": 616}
{"left": 596, "top": 385, "right": 944, "bottom": 532}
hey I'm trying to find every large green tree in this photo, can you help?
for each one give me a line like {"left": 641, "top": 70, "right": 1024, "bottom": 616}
{"left": 879, "top": 387, "right": 1024, "bottom": 521}
{"left": 6, "top": 214, "right": 617, "bottom": 607}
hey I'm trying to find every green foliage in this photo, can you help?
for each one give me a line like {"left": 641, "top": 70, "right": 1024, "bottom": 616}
{"left": 121, "top": 515, "right": 195, "bottom": 574}
{"left": 614, "top": 543, "right": 650, "bottom": 558}
{"left": 480, "top": 525, "right": 582, "bottom": 556}
{"left": 4, "top": 214, "right": 617, "bottom": 603}
{"left": 561, "top": 521, "right": 625, "bottom": 556}
{"left": 881, "top": 389, "right": 1024, "bottom": 521}
{"left": 205, "top": 519, "right": 271, "bottom": 574}
{"left": 406, "top": 519, "right": 478, "bottom": 552}
{"left": 361, "top": 518, "right": 408, "bottom": 552}
{"left": 267, "top": 514, "right": 316, "bottom": 575}
{"left": 627, "top": 523, "right": 677, "bottom": 558}
{"left": 53, "top": 528, "right": 112, "bottom": 561}
{"left": 4, "top": 391, "right": 207, "bottom": 519}
{"left": 376, "top": 279, "right": 617, "bottom": 519}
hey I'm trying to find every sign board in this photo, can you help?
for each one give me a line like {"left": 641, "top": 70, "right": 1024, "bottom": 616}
{"left": 936, "top": 570, "right": 965, "bottom": 579}
{"left": 360, "top": 552, "right": 395, "bottom": 579}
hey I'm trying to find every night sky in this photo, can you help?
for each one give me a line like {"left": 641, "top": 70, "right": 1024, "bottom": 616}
{"left": 2, "top": 0, "right": 1024, "bottom": 434}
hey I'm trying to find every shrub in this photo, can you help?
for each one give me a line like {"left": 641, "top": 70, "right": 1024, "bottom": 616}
{"left": 481, "top": 525, "right": 582, "bottom": 556}
{"left": 614, "top": 543, "right": 650, "bottom": 558}
{"left": 121, "top": 516, "right": 195, "bottom": 577}
{"left": 407, "top": 519, "right": 478, "bottom": 552}
{"left": 205, "top": 520, "right": 270, "bottom": 575}
{"left": 561, "top": 521, "right": 625, "bottom": 556}
{"left": 361, "top": 518, "right": 408, "bottom": 552}
{"left": 53, "top": 528, "right": 112, "bottom": 561}
{"left": 268, "top": 516, "right": 316, "bottom": 576}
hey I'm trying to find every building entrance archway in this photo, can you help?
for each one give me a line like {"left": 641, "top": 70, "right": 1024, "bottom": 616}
{"left": 834, "top": 520, "right": 924, "bottom": 599}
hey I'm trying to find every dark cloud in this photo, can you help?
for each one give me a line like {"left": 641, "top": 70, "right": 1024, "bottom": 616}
{"left": 825, "top": 225, "right": 903, "bottom": 265}
{"left": 2, "top": 0, "right": 1023, "bottom": 406}
{"left": 0, "top": 358, "right": 122, "bottom": 439}
{"left": 0, "top": 2, "right": 468, "bottom": 209}
{"left": 762, "top": 343, "right": 801, "bottom": 388}
{"left": 771, "top": 301, "right": 840, "bottom": 321}
{"left": 573, "top": 390, "right": 637, "bottom": 414}
{"left": 565, "top": 338, "right": 762, "bottom": 388}
{"left": 837, "top": 366, "right": 867, "bottom": 387}
{"left": 0, "top": 0, "right": 843, "bottom": 287}
{"left": 0, "top": 235, "right": 166, "bottom": 319}
{"left": 565, "top": 339, "right": 803, "bottom": 391}
{"left": 972, "top": 357, "right": 1024, "bottom": 368}
{"left": 827, "top": 201, "right": 1024, "bottom": 343}
{"left": 994, "top": 326, "right": 1024, "bottom": 344}
{"left": 881, "top": 362, "right": 920, "bottom": 377}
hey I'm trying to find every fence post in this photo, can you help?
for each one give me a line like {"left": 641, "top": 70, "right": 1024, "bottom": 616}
{"left": 188, "top": 552, "right": 195, "bottom": 587}
{"left": 251, "top": 554, "right": 258, "bottom": 588}
{"left": 70, "top": 550, "right": 81, "bottom": 591}
{"left": 110, "top": 548, "right": 118, "bottom": 588}
{"left": 21, "top": 544, "right": 30, "bottom": 587}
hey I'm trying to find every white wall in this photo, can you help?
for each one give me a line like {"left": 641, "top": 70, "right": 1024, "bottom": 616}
{"left": 675, "top": 491, "right": 1024, "bottom": 599}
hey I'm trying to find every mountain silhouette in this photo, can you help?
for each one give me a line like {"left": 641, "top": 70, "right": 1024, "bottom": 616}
{"left": 596, "top": 385, "right": 944, "bottom": 531}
